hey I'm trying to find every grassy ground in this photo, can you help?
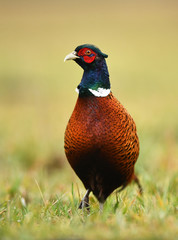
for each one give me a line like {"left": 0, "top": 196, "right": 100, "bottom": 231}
{"left": 0, "top": 0, "right": 178, "bottom": 239}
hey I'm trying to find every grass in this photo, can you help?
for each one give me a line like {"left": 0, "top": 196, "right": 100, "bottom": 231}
{"left": 0, "top": 173, "right": 177, "bottom": 239}
{"left": 0, "top": 0, "right": 178, "bottom": 239}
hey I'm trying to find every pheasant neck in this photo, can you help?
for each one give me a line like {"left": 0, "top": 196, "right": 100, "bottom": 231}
{"left": 76, "top": 59, "right": 111, "bottom": 97}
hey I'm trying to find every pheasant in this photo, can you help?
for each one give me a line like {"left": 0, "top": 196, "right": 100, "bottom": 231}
{"left": 64, "top": 44, "right": 142, "bottom": 209}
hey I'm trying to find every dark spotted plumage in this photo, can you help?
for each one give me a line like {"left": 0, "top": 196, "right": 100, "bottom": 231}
{"left": 64, "top": 44, "right": 142, "bottom": 208}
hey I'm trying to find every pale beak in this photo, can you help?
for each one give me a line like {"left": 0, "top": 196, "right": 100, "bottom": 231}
{"left": 64, "top": 51, "right": 79, "bottom": 62}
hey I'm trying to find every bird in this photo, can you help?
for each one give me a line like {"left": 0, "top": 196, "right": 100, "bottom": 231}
{"left": 64, "top": 44, "right": 142, "bottom": 209}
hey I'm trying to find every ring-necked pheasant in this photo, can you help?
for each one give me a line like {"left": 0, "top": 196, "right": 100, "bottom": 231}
{"left": 64, "top": 44, "right": 142, "bottom": 209}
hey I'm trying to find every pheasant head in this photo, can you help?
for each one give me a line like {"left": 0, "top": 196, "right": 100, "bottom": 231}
{"left": 64, "top": 44, "right": 111, "bottom": 97}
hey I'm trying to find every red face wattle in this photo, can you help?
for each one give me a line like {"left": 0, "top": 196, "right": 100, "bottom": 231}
{"left": 77, "top": 48, "right": 96, "bottom": 63}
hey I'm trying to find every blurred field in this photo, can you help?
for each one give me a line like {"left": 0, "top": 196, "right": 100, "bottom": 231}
{"left": 0, "top": 0, "right": 178, "bottom": 239}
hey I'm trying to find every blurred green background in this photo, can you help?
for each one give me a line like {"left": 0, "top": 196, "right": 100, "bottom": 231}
{"left": 0, "top": 0, "right": 178, "bottom": 238}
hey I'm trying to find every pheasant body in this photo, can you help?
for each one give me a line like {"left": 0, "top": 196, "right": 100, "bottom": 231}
{"left": 64, "top": 44, "right": 142, "bottom": 206}
{"left": 65, "top": 93, "right": 139, "bottom": 202}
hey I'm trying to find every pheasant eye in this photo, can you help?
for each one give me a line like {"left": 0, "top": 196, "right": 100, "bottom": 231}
{"left": 85, "top": 50, "right": 92, "bottom": 55}
{"left": 77, "top": 48, "right": 96, "bottom": 63}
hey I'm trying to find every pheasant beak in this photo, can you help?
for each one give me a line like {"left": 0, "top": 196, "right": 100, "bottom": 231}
{"left": 64, "top": 51, "right": 80, "bottom": 62}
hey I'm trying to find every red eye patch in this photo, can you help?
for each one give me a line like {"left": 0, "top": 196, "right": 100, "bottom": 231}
{"left": 77, "top": 48, "right": 96, "bottom": 63}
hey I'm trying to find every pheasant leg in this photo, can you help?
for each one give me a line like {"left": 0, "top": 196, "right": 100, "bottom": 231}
{"left": 78, "top": 189, "right": 91, "bottom": 209}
